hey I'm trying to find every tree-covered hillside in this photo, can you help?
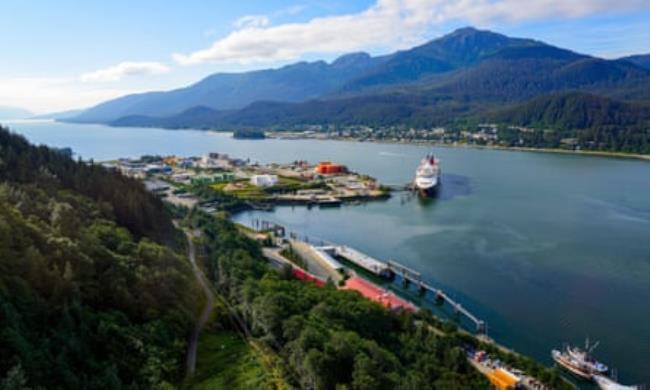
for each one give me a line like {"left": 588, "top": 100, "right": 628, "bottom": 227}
{"left": 0, "top": 126, "right": 202, "bottom": 388}
{"left": 188, "top": 211, "right": 571, "bottom": 390}
{"left": 488, "top": 92, "right": 650, "bottom": 153}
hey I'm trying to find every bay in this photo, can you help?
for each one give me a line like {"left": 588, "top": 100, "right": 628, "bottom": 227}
{"left": 7, "top": 119, "right": 650, "bottom": 386}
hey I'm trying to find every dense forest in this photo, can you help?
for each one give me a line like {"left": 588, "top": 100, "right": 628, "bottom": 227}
{"left": 489, "top": 92, "right": 650, "bottom": 153}
{"left": 0, "top": 126, "right": 201, "bottom": 388}
{"left": 189, "top": 211, "right": 571, "bottom": 390}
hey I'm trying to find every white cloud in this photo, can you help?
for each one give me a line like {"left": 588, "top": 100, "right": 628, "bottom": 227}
{"left": 233, "top": 14, "right": 270, "bottom": 29}
{"left": 0, "top": 77, "right": 143, "bottom": 113}
{"left": 81, "top": 61, "right": 170, "bottom": 82}
{"left": 173, "top": 0, "right": 650, "bottom": 66}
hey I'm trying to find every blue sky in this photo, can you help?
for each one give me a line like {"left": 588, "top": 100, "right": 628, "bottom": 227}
{"left": 1, "top": 0, "right": 649, "bottom": 113}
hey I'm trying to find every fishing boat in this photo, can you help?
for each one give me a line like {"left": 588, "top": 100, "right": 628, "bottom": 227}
{"left": 552, "top": 339, "right": 608, "bottom": 380}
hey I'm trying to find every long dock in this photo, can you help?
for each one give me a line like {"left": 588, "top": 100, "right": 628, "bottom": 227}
{"left": 248, "top": 218, "right": 486, "bottom": 333}
{"left": 318, "top": 245, "right": 393, "bottom": 278}
{"left": 313, "top": 245, "right": 485, "bottom": 332}
{"left": 386, "top": 260, "right": 486, "bottom": 333}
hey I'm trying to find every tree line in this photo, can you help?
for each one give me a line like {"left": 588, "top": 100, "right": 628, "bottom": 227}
{"left": 189, "top": 211, "right": 573, "bottom": 389}
{"left": 0, "top": 126, "right": 201, "bottom": 388}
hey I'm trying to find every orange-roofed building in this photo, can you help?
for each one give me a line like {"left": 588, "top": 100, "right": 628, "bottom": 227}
{"left": 487, "top": 368, "right": 520, "bottom": 390}
{"left": 315, "top": 162, "right": 348, "bottom": 175}
{"left": 163, "top": 156, "right": 178, "bottom": 166}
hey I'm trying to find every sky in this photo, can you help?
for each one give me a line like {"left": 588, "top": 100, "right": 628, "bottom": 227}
{"left": 1, "top": 0, "right": 649, "bottom": 113}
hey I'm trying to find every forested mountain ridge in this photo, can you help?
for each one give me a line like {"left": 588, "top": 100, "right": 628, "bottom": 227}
{"left": 620, "top": 54, "right": 650, "bottom": 70}
{"left": 487, "top": 92, "right": 650, "bottom": 153}
{"left": 335, "top": 27, "right": 550, "bottom": 93}
{"left": 70, "top": 27, "right": 650, "bottom": 130}
{"left": 0, "top": 126, "right": 202, "bottom": 388}
{"left": 490, "top": 92, "right": 650, "bottom": 129}
{"left": 69, "top": 53, "right": 384, "bottom": 123}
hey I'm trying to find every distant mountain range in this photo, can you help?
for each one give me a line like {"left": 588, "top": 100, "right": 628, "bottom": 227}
{"left": 621, "top": 54, "right": 650, "bottom": 70}
{"left": 32, "top": 108, "right": 85, "bottom": 120}
{"left": 66, "top": 27, "right": 650, "bottom": 136}
{"left": 0, "top": 106, "right": 33, "bottom": 119}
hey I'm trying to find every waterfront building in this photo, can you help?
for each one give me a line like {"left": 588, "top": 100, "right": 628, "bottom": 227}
{"left": 315, "top": 161, "right": 348, "bottom": 174}
{"left": 250, "top": 174, "right": 278, "bottom": 187}
{"left": 487, "top": 368, "right": 520, "bottom": 390}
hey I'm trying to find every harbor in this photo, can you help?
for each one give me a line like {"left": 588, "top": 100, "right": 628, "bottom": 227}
{"left": 248, "top": 218, "right": 488, "bottom": 334}
{"left": 106, "top": 153, "right": 391, "bottom": 210}
{"left": 246, "top": 219, "right": 645, "bottom": 390}
{"left": 12, "top": 121, "right": 650, "bottom": 387}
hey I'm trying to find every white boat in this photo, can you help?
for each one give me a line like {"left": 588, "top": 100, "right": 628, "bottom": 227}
{"left": 552, "top": 339, "right": 608, "bottom": 380}
{"left": 414, "top": 154, "right": 441, "bottom": 196}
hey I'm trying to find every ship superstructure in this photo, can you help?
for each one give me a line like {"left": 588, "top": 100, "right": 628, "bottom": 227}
{"left": 552, "top": 339, "right": 608, "bottom": 380}
{"left": 414, "top": 154, "right": 441, "bottom": 196}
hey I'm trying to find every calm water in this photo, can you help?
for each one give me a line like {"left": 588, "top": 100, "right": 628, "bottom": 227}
{"left": 8, "top": 120, "right": 650, "bottom": 385}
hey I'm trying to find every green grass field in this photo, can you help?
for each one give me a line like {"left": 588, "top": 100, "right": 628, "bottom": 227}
{"left": 189, "top": 329, "right": 272, "bottom": 389}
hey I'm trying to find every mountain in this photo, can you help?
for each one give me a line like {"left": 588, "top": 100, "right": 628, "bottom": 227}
{"left": 487, "top": 92, "right": 650, "bottom": 153}
{"left": 337, "top": 27, "right": 544, "bottom": 93}
{"left": 31, "top": 108, "right": 85, "bottom": 120}
{"left": 69, "top": 53, "right": 383, "bottom": 123}
{"left": 0, "top": 105, "right": 33, "bottom": 119}
{"left": 72, "top": 27, "right": 650, "bottom": 133}
{"left": 620, "top": 54, "right": 650, "bottom": 70}
{"left": 425, "top": 48, "right": 650, "bottom": 102}
{"left": 490, "top": 92, "right": 650, "bottom": 129}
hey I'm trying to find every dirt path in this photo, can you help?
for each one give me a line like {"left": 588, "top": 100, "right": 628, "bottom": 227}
{"left": 185, "top": 230, "right": 215, "bottom": 377}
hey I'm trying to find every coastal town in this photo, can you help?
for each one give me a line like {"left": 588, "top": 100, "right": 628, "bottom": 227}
{"left": 102, "top": 152, "right": 390, "bottom": 213}
{"left": 265, "top": 123, "right": 599, "bottom": 152}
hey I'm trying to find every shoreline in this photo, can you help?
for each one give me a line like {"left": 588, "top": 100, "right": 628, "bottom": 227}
{"left": 37, "top": 120, "right": 650, "bottom": 162}
{"left": 267, "top": 133, "right": 650, "bottom": 162}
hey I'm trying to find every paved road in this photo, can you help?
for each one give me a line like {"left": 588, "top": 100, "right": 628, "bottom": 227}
{"left": 185, "top": 230, "right": 215, "bottom": 377}
{"left": 262, "top": 247, "right": 291, "bottom": 270}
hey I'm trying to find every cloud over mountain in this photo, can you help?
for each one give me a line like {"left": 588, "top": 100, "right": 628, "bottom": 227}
{"left": 173, "top": 0, "right": 650, "bottom": 66}
{"left": 81, "top": 62, "right": 170, "bottom": 82}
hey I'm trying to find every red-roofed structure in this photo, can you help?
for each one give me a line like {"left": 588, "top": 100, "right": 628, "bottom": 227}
{"left": 292, "top": 267, "right": 326, "bottom": 287}
{"left": 343, "top": 276, "right": 416, "bottom": 312}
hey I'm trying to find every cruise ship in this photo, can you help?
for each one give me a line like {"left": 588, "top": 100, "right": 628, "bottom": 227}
{"left": 552, "top": 340, "right": 608, "bottom": 380}
{"left": 414, "top": 154, "right": 441, "bottom": 196}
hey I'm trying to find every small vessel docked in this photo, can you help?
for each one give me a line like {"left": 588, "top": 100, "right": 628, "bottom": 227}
{"left": 552, "top": 339, "right": 608, "bottom": 380}
{"left": 414, "top": 154, "right": 441, "bottom": 196}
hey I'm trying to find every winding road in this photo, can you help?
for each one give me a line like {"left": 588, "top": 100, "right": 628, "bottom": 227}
{"left": 185, "top": 230, "right": 215, "bottom": 377}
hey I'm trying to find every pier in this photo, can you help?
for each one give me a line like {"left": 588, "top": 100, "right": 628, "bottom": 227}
{"left": 317, "top": 245, "right": 393, "bottom": 278}
{"left": 386, "top": 260, "right": 486, "bottom": 333}
{"left": 248, "top": 218, "right": 486, "bottom": 334}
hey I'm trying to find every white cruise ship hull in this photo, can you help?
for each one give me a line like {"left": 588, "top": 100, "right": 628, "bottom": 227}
{"left": 414, "top": 154, "right": 441, "bottom": 197}
{"left": 415, "top": 176, "right": 440, "bottom": 196}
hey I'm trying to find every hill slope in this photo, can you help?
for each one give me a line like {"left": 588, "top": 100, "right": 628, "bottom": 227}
{"left": 338, "top": 27, "right": 546, "bottom": 93}
{"left": 70, "top": 53, "right": 382, "bottom": 123}
{"left": 620, "top": 54, "right": 650, "bottom": 70}
{"left": 490, "top": 92, "right": 650, "bottom": 129}
{"left": 0, "top": 126, "right": 201, "bottom": 387}
{"left": 488, "top": 92, "right": 650, "bottom": 153}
